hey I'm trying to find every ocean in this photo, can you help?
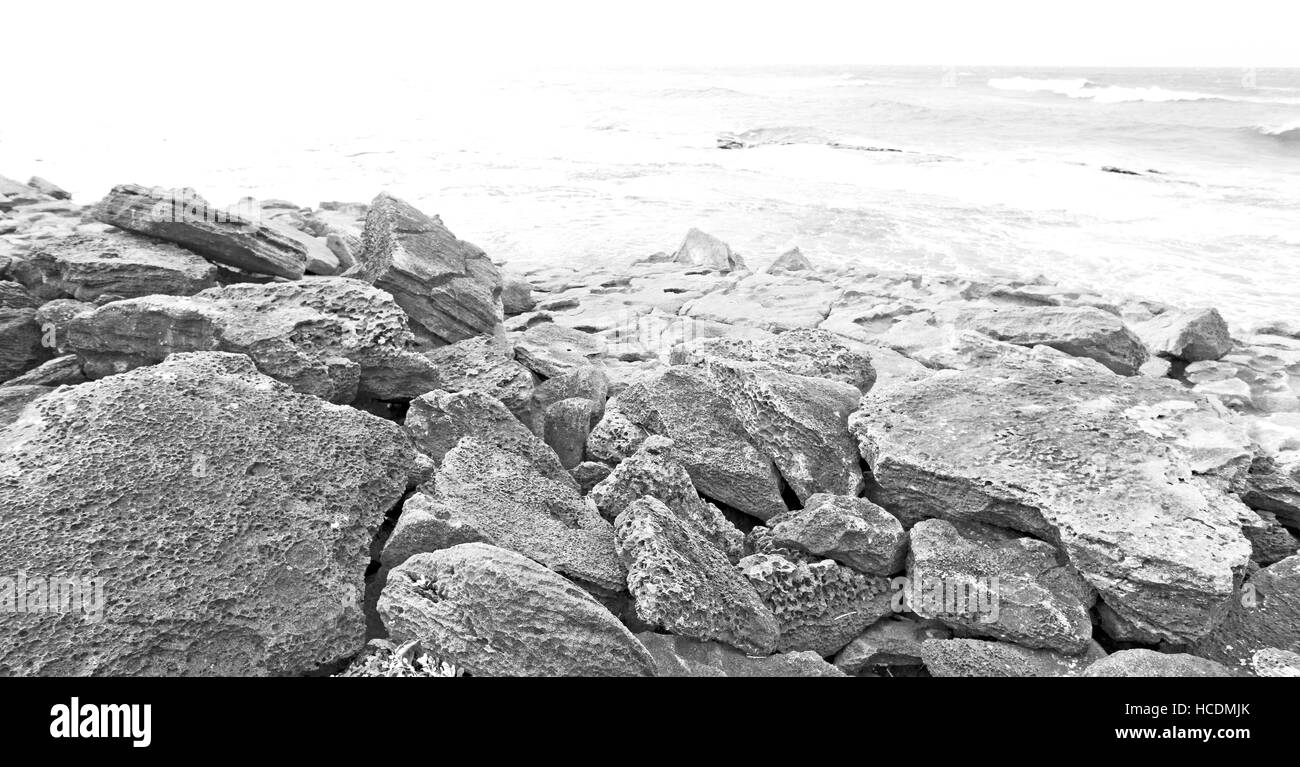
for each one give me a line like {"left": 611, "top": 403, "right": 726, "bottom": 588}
{"left": 2, "top": 65, "right": 1297, "bottom": 328}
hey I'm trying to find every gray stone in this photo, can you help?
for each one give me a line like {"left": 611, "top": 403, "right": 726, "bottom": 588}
{"left": 637, "top": 632, "right": 844, "bottom": 677}
{"left": 768, "top": 494, "right": 906, "bottom": 576}
{"left": 1082, "top": 649, "right": 1233, "bottom": 677}
{"left": 12, "top": 232, "right": 218, "bottom": 301}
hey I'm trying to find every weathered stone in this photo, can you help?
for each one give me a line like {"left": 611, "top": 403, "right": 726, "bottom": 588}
{"left": 344, "top": 193, "right": 503, "bottom": 348}
{"left": 1251, "top": 647, "right": 1300, "bottom": 677}
{"left": 530, "top": 363, "right": 607, "bottom": 434}
{"left": 544, "top": 397, "right": 594, "bottom": 469}
{"left": 833, "top": 616, "right": 952, "bottom": 675}
{"left": 1192, "top": 554, "right": 1300, "bottom": 669}
{"left": 852, "top": 354, "right": 1253, "bottom": 644}
{"left": 589, "top": 435, "right": 743, "bottom": 561}
{"left": 571, "top": 461, "right": 612, "bottom": 494}
{"left": 1239, "top": 507, "right": 1299, "bottom": 565}
{"left": 27, "top": 176, "right": 70, "bottom": 200}
{"left": 907, "top": 519, "right": 1094, "bottom": 653}
{"left": 1138, "top": 307, "right": 1233, "bottom": 362}
{"left": 501, "top": 270, "right": 536, "bottom": 315}
{"left": 514, "top": 322, "right": 607, "bottom": 379}
{"left": 671, "top": 328, "right": 876, "bottom": 393}
{"left": 959, "top": 305, "right": 1149, "bottom": 375}
{"left": 0, "top": 384, "right": 49, "bottom": 427}
{"left": 636, "top": 632, "right": 844, "bottom": 677}
{"left": 67, "top": 277, "right": 438, "bottom": 403}
{"left": 92, "top": 184, "right": 308, "bottom": 279}
{"left": 32, "top": 298, "right": 94, "bottom": 354}
{"left": 685, "top": 273, "right": 840, "bottom": 332}
{"left": 0, "top": 352, "right": 416, "bottom": 675}
{"left": 0, "top": 354, "right": 85, "bottom": 387}
{"left": 404, "top": 389, "right": 557, "bottom": 471}
{"left": 379, "top": 544, "right": 654, "bottom": 677}
{"left": 738, "top": 551, "right": 893, "bottom": 656}
{"left": 765, "top": 247, "right": 813, "bottom": 274}
{"left": 423, "top": 335, "right": 536, "bottom": 425}
{"left": 1242, "top": 456, "right": 1300, "bottom": 528}
{"left": 12, "top": 232, "right": 218, "bottom": 301}
{"left": 1082, "top": 649, "right": 1233, "bottom": 677}
{"left": 768, "top": 494, "right": 905, "bottom": 576}
{"left": 921, "top": 638, "right": 1103, "bottom": 677}
{"left": 671, "top": 228, "right": 746, "bottom": 272}
{"left": 615, "top": 497, "right": 778, "bottom": 654}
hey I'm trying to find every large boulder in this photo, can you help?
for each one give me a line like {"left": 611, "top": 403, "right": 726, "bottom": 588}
{"left": 92, "top": 184, "right": 308, "bottom": 279}
{"left": 958, "top": 305, "right": 1149, "bottom": 375}
{"left": 379, "top": 544, "right": 654, "bottom": 677}
{"left": 1137, "top": 307, "right": 1233, "bottom": 362}
{"left": 636, "top": 632, "right": 844, "bottom": 677}
{"left": 0, "top": 352, "right": 417, "bottom": 675}
{"left": 614, "top": 497, "right": 778, "bottom": 654}
{"left": 851, "top": 353, "right": 1254, "bottom": 644}
{"left": 11, "top": 232, "right": 218, "bottom": 302}
{"left": 344, "top": 193, "right": 503, "bottom": 348}
{"left": 66, "top": 277, "right": 439, "bottom": 403}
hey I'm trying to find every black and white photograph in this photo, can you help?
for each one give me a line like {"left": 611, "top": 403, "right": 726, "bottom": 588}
{"left": 0, "top": 0, "right": 1294, "bottom": 746}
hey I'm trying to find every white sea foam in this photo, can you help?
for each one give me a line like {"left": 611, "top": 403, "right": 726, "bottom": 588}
{"left": 990, "top": 77, "right": 1300, "bottom": 105}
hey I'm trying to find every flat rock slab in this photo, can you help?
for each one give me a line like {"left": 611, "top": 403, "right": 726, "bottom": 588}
{"left": 851, "top": 354, "right": 1254, "bottom": 644}
{"left": 379, "top": 543, "right": 654, "bottom": 677}
{"left": 0, "top": 352, "right": 416, "bottom": 675}
{"left": 670, "top": 327, "right": 877, "bottom": 393}
{"left": 12, "top": 232, "right": 218, "bottom": 302}
{"left": 958, "top": 304, "right": 1149, "bottom": 375}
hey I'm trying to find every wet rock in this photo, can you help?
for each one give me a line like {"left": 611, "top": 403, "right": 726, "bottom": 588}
{"left": 907, "top": 519, "right": 1094, "bottom": 653}
{"left": 11, "top": 232, "right": 218, "bottom": 302}
{"left": 589, "top": 435, "right": 743, "bottom": 561}
{"left": 671, "top": 228, "right": 747, "bottom": 272}
{"left": 920, "top": 638, "right": 1103, "bottom": 677}
{"left": 344, "top": 193, "right": 503, "bottom": 348}
{"left": 379, "top": 543, "right": 654, "bottom": 677}
{"left": 851, "top": 354, "right": 1253, "bottom": 644}
{"left": 423, "top": 335, "right": 536, "bottom": 425}
{"left": 66, "top": 277, "right": 439, "bottom": 403}
{"left": 1192, "top": 554, "right": 1300, "bottom": 669}
{"left": 1082, "top": 649, "right": 1233, "bottom": 677}
{"left": 636, "top": 632, "right": 844, "bottom": 677}
{"left": 833, "top": 616, "right": 952, "bottom": 675}
{"left": 544, "top": 397, "right": 594, "bottom": 469}
{"left": 768, "top": 494, "right": 906, "bottom": 576}
{"left": 0, "top": 352, "right": 417, "bottom": 675}
{"left": 615, "top": 497, "right": 778, "bottom": 654}
{"left": 1138, "top": 306, "right": 1233, "bottom": 362}
{"left": 959, "top": 305, "right": 1149, "bottom": 375}
{"left": 92, "top": 184, "right": 308, "bottom": 279}
{"left": 670, "top": 328, "right": 876, "bottom": 393}
{"left": 514, "top": 322, "right": 607, "bottom": 379}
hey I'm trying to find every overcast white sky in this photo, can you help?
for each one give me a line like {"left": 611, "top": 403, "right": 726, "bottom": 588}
{"left": 7, "top": 0, "right": 1299, "bottom": 74}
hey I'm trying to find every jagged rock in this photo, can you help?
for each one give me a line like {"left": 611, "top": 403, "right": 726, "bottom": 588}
{"left": 344, "top": 193, "right": 503, "bottom": 348}
{"left": 921, "top": 639, "right": 1104, "bottom": 677}
{"left": 670, "top": 328, "right": 876, "bottom": 393}
{"left": 0, "top": 281, "right": 48, "bottom": 382}
{"left": 403, "top": 389, "right": 554, "bottom": 470}
{"left": 423, "top": 335, "right": 536, "bottom": 425}
{"left": 66, "top": 277, "right": 438, "bottom": 403}
{"left": 958, "top": 305, "right": 1149, "bottom": 375}
{"left": 530, "top": 363, "right": 607, "bottom": 434}
{"left": 765, "top": 247, "right": 813, "bottom": 274}
{"left": 907, "top": 519, "right": 1094, "bottom": 653}
{"left": 704, "top": 358, "right": 863, "bottom": 502}
{"left": 685, "top": 273, "right": 840, "bottom": 332}
{"left": 1251, "top": 647, "right": 1300, "bottom": 677}
{"left": 544, "top": 397, "right": 594, "bottom": 469}
{"left": 0, "top": 352, "right": 416, "bottom": 675}
{"left": 379, "top": 544, "right": 654, "bottom": 677}
{"left": 1242, "top": 456, "right": 1300, "bottom": 528}
{"left": 571, "top": 461, "right": 612, "bottom": 494}
{"left": 0, "top": 174, "right": 51, "bottom": 209}
{"left": 514, "top": 322, "right": 607, "bottom": 379}
{"left": 26, "top": 177, "right": 70, "bottom": 200}
{"left": 383, "top": 434, "right": 624, "bottom": 593}
{"left": 1138, "top": 307, "right": 1233, "bottom": 362}
{"left": 1239, "top": 507, "right": 1299, "bottom": 565}
{"left": 1192, "top": 554, "right": 1300, "bottom": 669}
{"left": 0, "top": 354, "right": 85, "bottom": 387}
{"left": 614, "top": 497, "right": 778, "bottom": 654}
{"left": 0, "top": 384, "right": 49, "bottom": 427}
{"left": 501, "top": 270, "right": 536, "bottom": 315}
{"left": 1082, "top": 649, "right": 1233, "bottom": 677}
{"left": 92, "top": 184, "right": 307, "bottom": 279}
{"left": 32, "top": 298, "right": 94, "bottom": 355}
{"left": 589, "top": 435, "right": 743, "bottom": 561}
{"left": 636, "top": 632, "right": 844, "bottom": 677}
{"left": 851, "top": 354, "right": 1254, "bottom": 645}
{"left": 768, "top": 494, "right": 905, "bottom": 576}
{"left": 589, "top": 366, "right": 787, "bottom": 520}
{"left": 671, "top": 228, "right": 746, "bottom": 272}
{"left": 833, "top": 616, "right": 953, "bottom": 675}
{"left": 12, "top": 232, "right": 218, "bottom": 302}
{"left": 738, "top": 551, "right": 893, "bottom": 655}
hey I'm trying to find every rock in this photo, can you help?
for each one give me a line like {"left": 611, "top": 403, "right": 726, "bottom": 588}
{"left": 636, "top": 631, "right": 844, "bottom": 677}
{"left": 0, "top": 384, "right": 50, "bottom": 427}
{"left": 92, "top": 184, "right": 307, "bottom": 279}
{"left": 1139, "top": 356, "right": 1174, "bottom": 378}
{"left": 1082, "top": 649, "right": 1233, "bottom": 677}
{"left": 27, "top": 176, "right": 70, "bottom": 200}
{"left": 325, "top": 232, "right": 359, "bottom": 271}
{"left": 685, "top": 272, "right": 841, "bottom": 332}
{"left": 1192, "top": 554, "right": 1300, "bottom": 669}
{"left": 671, "top": 228, "right": 747, "bottom": 272}
{"left": 1242, "top": 456, "right": 1300, "bottom": 528}
{"left": 423, "top": 335, "right": 536, "bottom": 425}
{"left": 544, "top": 397, "right": 594, "bottom": 469}
{"left": 379, "top": 543, "right": 654, "bottom": 677}
{"left": 344, "top": 193, "right": 503, "bottom": 348}
{"left": 959, "top": 305, "right": 1149, "bottom": 375}
{"left": 0, "top": 174, "right": 51, "bottom": 209}
{"left": 614, "top": 497, "right": 778, "bottom": 654}
{"left": 851, "top": 353, "right": 1253, "bottom": 645}
{"left": 590, "top": 366, "right": 787, "bottom": 519}
{"left": 403, "top": 389, "right": 555, "bottom": 470}
{"left": 768, "top": 494, "right": 906, "bottom": 576}
{"left": 0, "top": 281, "right": 48, "bottom": 382}
{"left": 383, "top": 434, "right": 624, "bottom": 593}
{"left": 907, "top": 519, "right": 1094, "bottom": 653}
{"left": 1251, "top": 647, "right": 1300, "bottom": 677}
{"left": 1239, "top": 507, "right": 1299, "bottom": 565}
{"left": 12, "top": 232, "right": 218, "bottom": 302}
{"left": 0, "top": 352, "right": 416, "bottom": 675}
{"left": 529, "top": 363, "right": 607, "bottom": 434}
{"left": 921, "top": 638, "right": 1103, "bottom": 677}
{"left": 765, "top": 247, "right": 813, "bottom": 274}
{"left": 32, "top": 298, "right": 93, "bottom": 354}
{"left": 738, "top": 551, "right": 894, "bottom": 655}
{"left": 670, "top": 328, "right": 876, "bottom": 393}
{"left": 704, "top": 358, "right": 864, "bottom": 503}
{"left": 589, "top": 435, "right": 743, "bottom": 561}
{"left": 1138, "top": 307, "right": 1233, "bottom": 362}
{"left": 0, "top": 354, "right": 85, "bottom": 387}
{"left": 514, "top": 322, "right": 607, "bottom": 379}
{"left": 67, "top": 277, "right": 439, "bottom": 403}
{"left": 833, "top": 616, "right": 952, "bottom": 675}
{"left": 501, "top": 270, "right": 536, "bottom": 315}
{"left": 571, "top": 461, "right": 612, "bottom": 494}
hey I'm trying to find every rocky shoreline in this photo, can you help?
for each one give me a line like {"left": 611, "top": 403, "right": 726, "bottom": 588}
{"left": 1, "top": 173, "right": 1297, "bottom": 677}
